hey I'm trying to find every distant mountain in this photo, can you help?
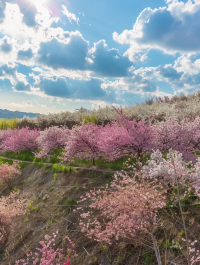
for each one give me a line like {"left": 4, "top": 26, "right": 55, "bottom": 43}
{"left": 0, "top": 109, "right": 41, "bottom": 119}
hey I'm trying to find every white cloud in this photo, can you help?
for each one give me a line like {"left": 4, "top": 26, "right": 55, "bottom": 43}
{"left": 11, "top": 100, "right": 33, "bottom": 108}
{"left": 86, "top": 57, "right": 94, "bottom": 64}
{"left": 32, "top": 67, "right": 44, "bottom": 72}
{"left": 15, "top": 72, "right": 29, "bottom": 85}
{"left": 62, "top": 5, "right": 79, "bottom": 24}
{"left": 113, "top": 0, "right": 200, "bottom": 63}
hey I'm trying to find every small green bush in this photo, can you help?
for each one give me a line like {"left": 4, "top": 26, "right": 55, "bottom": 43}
{"left": 81, "top": 114, "right": 98, "bottom": 125}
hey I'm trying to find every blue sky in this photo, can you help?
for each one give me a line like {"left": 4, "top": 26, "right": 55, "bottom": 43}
{"left": 0, "top": 0, "right": 200, "bottom": 114}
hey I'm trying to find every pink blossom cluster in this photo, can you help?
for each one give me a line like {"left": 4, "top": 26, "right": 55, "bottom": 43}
{"left": 0, "top": 191, "right": 26, "bottom": 240}
{"left": 15, "top": 231, "right": 77, "bottom": 265}
{"left": 59, "top": 109, "right": 200, "bottom": 166}
{"left": 0, "top": 129, "right": 13, "bottom": 145}
{"left": 0, "top": 161, "right": 21, "bottom": 190}
{"left": 0, "top": 126, "right": 40, "bottom": 154}
{"left": 189, "top": 240, "right": 200, "bottom": 265}
{"left": 33, "top": 125, "right": 71, "bottom": 159}
{"left": 77, "top": 172, "right": 166, "bottom": 245}
{"left": 60, "top": 122, "right": 105, "bottom": 165}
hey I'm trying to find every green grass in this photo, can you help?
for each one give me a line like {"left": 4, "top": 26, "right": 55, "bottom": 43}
{"left": 52, "top": 164, "right": 75, "bottom": 173}
{"left": 0, "top": 148, "right": 154, "bottom": 173}
{"left": 0, "top": 157, "right": 27, "bottom": 169}
{"left": 0, "top": 150, "right": 35, "bottom": 161}
{"left": 1, "top": 146, "right": 180, "bottom": 175}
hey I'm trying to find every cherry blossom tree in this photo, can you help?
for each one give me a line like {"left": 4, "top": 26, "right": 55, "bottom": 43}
{"left": 0, "top": 126, "right": 40, "bottom": 154}
{"left": 0, "top": 191, "right": 25, "bottom": 243}
{"left": 0, "top": 161, "right": 21, "bottom": 190}
{"left": 61, "top": 122, "right": 106, "bottom": 166}
{"left": 149, "top": 115, "right": 200, "bottom": 165}
{"left": 97, "top": 115, "right": 156, "bottom": 162}
{"left": 33, "top": 125, "right": 71, "bottom": 160}
{"left": 77, "top": 172, "right": 166, "bottom": 265}
{"left": 15, "top": 230, "right": 77, "bottom": 265}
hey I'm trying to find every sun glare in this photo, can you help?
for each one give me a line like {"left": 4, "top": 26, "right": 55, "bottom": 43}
{"left": 33, "top": 0, "right": 49, "bottom": 4}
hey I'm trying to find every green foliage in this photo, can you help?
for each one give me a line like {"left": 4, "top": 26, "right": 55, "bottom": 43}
{"left": 1, "top": 150, "right": 35, "bottom": 161}
{"left": 28, "top": 202, "right": 38, "bottom": 211}
{"left": 142, "top": 253, "right": 153, "bottom": 264}
{"left": 93, "top": 256, "right": 97, "bottom": 263}
{"left": 52, "top": 164, "right": 59, "bottom": 172}
{"left": 81, "top": 114, "right": 98, "bottom": 125}
{"left": 0, "top": 158, "right": 14, "bottom": 165}
{"left": 100, "top": 242, "right": 109, "bottom": 253}
{"left": 61, "top": 166, "right": 67, "bottom": 173}
{"left": 116, "top": 256, "right": 122, "bottom": 263}
{"left": 65, "top": 198, "right": 74, "bottom": 206}
{"left": 162, "top": 241, "right": 171, "bottom": 249}
{"left": 13, "top": 187, "right": 20, "bottom": 193}
{"left": 33, "top": 157, "right": 41, "bottom": 163}
{"left": 52, "top": 164, "right": 75, "bottom": 173}
{"left": 178, "top": 229, "right": 184, "bottom": 236}
{"left": 0, "top": 118, "right": 20, "bottom": 130}
{"left": 19, "top": 161, "right": 26, "bottom": 169}
{"left": 49, "top": 156, "right": 61, "bottom": 164}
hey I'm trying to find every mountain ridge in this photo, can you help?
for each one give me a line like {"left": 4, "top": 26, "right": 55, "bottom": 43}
{"left": 0, "top": 108, "right": 41, "bottom": 119}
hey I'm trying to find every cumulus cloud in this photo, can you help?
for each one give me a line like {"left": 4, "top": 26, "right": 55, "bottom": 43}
{"left": 0, "top": 64, "right": 17, "bottom": 76}
{"left": 14, "top": 81, "right": 31, "bottom": 91}
{"left": 0, "top": 38, "right": 12, "bottom": 53}
{"left": 157, "top": 64, "right": 184, "bottom": 81}
{"left": 32, "top": 67, "right": 43, "bottom": 72}
{"left": 113, "top": 0, "right": 200, "bottom": 62}
{"left": 37, "top": 76, "right": 117, "bottom": 103}
{"left": 16, "top": 0, "right": 38, "bottom": 28}
{"left": 62, "top": 5, "right": 79, "bottom": 24}
{"left": 17, "top": 48, "right": 33, "bottom": 60}
{"left": 35, "top": 35, "right": 133, "bottom": 78}
{"left": 87, "top": 40, "right": 133, "bottom": 77}
{"left": 4, "top": 0, "right": 200, "bottom": 110}
{"left": 0, "top": 0, "right": 39, "bottom": 28}
{"left": 0, "top": 0, "right": 6, "bottom": 23}
{"left": 35, "top": 33, "right": 89, "bottom": 70}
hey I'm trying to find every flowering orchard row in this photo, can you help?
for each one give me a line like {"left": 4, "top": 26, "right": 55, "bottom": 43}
{"left": 1, "top": 107, "right": 200, "bottom": 167}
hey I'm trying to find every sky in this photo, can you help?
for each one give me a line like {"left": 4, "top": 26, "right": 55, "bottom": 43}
{"left": 0, "top": 0, "right": 200, "bottom": 115}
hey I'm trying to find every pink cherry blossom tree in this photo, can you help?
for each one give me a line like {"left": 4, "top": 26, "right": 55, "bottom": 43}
{"left": 0, "top": 126, "right": 40, "bottom": 154}
{"left": 77, "top": 172, "right": 166, "bottom": 265}
{"left": 15, "top": 230, "right": 77, "bottom": 265}
{"left": 61, "top": 122, "right": 106, "bottom": 166}
{"left": 33, "top": 125, "right": 71, "bottom": 160}
{"left": 0, "top": 191, "right": 26, "bottom": 243}
{"left": 149, "top": 115, "right": 200, "bottom": 165}
{"left": 0, "top": 161, "right": 21, "bottom": 190}
{"left": 93, "top": 106, "right": 157, "bottom": 162}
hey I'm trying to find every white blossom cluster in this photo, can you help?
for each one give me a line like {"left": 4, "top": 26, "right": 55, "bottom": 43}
{"left": 13, "top": 91, "right": 200, "bottom": 129}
